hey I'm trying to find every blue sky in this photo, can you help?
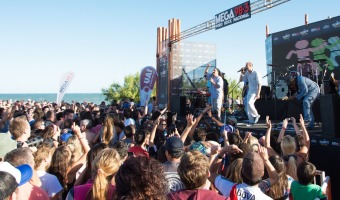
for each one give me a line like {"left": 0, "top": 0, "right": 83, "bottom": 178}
{"left": 0, "top": 0, "right": 339, "bottom": 93}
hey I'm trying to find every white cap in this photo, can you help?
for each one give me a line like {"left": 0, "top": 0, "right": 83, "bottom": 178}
{"left": 0, "top": 162, "right": 21, "bottom": 184}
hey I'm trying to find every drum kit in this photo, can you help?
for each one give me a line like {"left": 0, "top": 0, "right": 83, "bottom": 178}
{"left": 265, "top": 64, "right": 296, "bottom": 99}
{"left": 266, "top": 58, "right": 322, "bottom": 100}
{"left": 186, "top": 90, "right": 211, "bottom": 108}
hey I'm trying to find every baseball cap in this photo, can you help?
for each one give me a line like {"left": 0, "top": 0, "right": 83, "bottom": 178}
{"left": 165, "top": 137, "right": 184, "bottom": 156}
{"left": 242, "top": 152, "right": 264, "bottom": 182}
{"left": 0, "top": 162, "right": 33, "bottom": 186}
{"left": 228, "top": 117, "right": 238, "bottom": 125}
{"left": 60, "top": 132, "right": 73, "bottom": 142}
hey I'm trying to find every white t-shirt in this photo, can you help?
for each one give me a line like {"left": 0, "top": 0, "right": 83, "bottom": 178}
{"left": 243, "top": 71, "right": 260, "bottom": 94}
{"left": 215, "top": 175, "right": 273, "bottom": 200}
{"left": 36, "top": 170, "right": 63, "bottom": 198}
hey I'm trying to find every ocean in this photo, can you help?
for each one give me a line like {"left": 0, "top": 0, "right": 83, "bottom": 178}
{"left": 0, "top": 93, "right": 107, "bottom": 104}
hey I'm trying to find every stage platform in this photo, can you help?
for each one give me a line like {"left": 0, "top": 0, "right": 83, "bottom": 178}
{"left": 236, "top": 120, "right": 324, "bottom": 138}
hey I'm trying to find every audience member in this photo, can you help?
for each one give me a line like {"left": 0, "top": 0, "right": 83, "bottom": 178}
{"left": 168, "top": 150, "right": 226, "bottom": 200}
{"left": 290, "top": 161, "right": 326, "bottom": 200}
{"left": 114, "top": 156, "right": 167, "bottom": 199}
{"left": 163, "top": 136, "right": 186, "bottom": 193}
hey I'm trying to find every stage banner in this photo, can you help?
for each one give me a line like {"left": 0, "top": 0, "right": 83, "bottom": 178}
{"left": 57, "top": 71, "right": 75, "bottom": 104}
{"left": 157, "top": 39, "right": 169, "bottom": 108}
{"left": 140, "top": 66, "right": 158, "bottom": 107}
{"left": 215, "top": 1, "right": 251, "bottom": 30}
{"left": 270, "top": 16, "right": 340, "bottom": 84}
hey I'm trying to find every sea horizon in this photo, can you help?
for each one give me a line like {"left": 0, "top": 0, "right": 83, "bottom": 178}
{"left": 0, "top": 93, "right": 107, "bottom": 104}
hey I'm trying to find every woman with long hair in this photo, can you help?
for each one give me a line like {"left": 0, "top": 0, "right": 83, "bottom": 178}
{"left": 66, "top": 148, "right": 120, "bottom": 200}
{"left": 40, "top": 124, "right": 61, "bottom": 147}
{"left": 92, "top": 114, "right": 115, "bottom": 145}
{"left": 267, "top": 155, "right": 294, "bottom": 200}
{"left": 280, "top": 135, "right": 298, "bottom": 180}
{"left": 49, "top": 123, "right": 90, "bottom": 199}
{"left": 223, "top": 158, "right": 243, "bottom": 184}
{"left": 74, "top": 143, "right": 108, "bottom": 186}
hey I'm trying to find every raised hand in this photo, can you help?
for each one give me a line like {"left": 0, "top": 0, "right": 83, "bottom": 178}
{"left": 186, "top": 114, "right": 196, "bottom": 127}
{"left": 282, "top": 118, "right": 288, "bottom": 129}
{"left": 210, "top": 145, "right": 220, "bottom": 155}
{"left": 223, "top": 144, "right": 243, "bottom": 154}
{"left": 266, "top": 116, "right": 271, "bottom": 128}
{"left": 71, "top": 122, "right": 81, "bottom": 136}
{"left": 203, "top": 104, "right": 212, "bottom": 113}
{"left": 291, "top": 117, "right": 297, "bottom": 124}
{"left": 299, "top": 114, "right": 305, "bottom": 126}
{"left": 258, "top": 145, "right": 269, "bottom": 161}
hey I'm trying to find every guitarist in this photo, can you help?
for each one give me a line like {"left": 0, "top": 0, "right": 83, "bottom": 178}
{"left": 288, "top": 75, "right": 320, "bottom": 130}
{"left": 330, "top": 72, "right": 339, "bottom": 94}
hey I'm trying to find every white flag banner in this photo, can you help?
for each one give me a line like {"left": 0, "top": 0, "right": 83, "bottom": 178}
{"left": 57, "top": 71, "right": 75, "bottom": 104}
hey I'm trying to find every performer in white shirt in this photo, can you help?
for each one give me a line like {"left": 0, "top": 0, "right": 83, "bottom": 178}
{"left": 239, "top": 62, "right": 261, "bottom": 124}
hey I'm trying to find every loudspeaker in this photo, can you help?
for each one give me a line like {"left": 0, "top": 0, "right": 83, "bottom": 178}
{"left": 260, "top": 86, "right": 271, "bottom": 99}
{"left": 179, "top": 96, "right": 187, "bottom": 117}
{"left": 320, "top": 94, "right": 340, "bottom": 137}
{"left": 323, "top": 81, "right": 332, "bottom": 94}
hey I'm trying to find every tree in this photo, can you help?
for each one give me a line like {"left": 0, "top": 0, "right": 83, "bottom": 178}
{"left": 102, "top": 72, "right": 156, "bottom": 103}
{"left": 227, "top": 78, "right": 243, "bottom": 101}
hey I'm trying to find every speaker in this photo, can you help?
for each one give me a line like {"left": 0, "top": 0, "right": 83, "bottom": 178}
{"left": 320, "top": 94, "right": 340, "bottom": 137}
{"left": 179, "top": 96, "right": 187, "bottom": 117}
{"left": 260, "top": 86, "right": 271, "bottom": 99}
{"left": 323, "top": 81, "right": 332, "bottom": 94}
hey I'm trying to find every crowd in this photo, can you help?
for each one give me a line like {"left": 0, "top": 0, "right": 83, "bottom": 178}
{"left": 0, "top": 97, "right": 328, "bottom": 200}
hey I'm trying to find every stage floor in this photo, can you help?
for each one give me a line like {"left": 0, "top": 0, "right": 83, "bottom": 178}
{"left": 236, "top": 120, "right": 324, "bottom": 138}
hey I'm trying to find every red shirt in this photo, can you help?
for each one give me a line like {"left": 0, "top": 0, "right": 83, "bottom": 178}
{"left": 128, "top": 145, "right": 149, "bottom": 157}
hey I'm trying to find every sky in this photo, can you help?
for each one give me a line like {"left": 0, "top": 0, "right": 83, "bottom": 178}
{"left": 0, "top": 0, "right": 339, "bottom": 93}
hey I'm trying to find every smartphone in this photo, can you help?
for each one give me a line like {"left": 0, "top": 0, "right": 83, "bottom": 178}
{"left": 151, "top": 110, "right": 161, "bottom": 121}
{"left": 128, "top": 152, "right": 134, "bottom": 157}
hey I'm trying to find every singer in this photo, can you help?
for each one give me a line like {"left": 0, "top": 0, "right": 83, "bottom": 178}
{"left": 205, "top": 63, "right": 223, "bottom": 119}
{"left": 239, "top": 62, "right": 261, "bottom": 125}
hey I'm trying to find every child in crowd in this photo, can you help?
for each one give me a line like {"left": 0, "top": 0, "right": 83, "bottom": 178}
{"left": 290, "top": 161, "right": 326, "bottom": 200}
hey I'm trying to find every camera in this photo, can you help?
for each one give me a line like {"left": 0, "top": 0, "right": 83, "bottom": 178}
{"left": 17, "top": 136, "right": 44, "bottom": 148}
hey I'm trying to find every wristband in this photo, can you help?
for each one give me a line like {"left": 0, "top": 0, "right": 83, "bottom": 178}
{"left": 282, "top": 127, "right": 286, "bottom": 131}
{"left": 78, "top": 137, "right": 84, "bottom": 140}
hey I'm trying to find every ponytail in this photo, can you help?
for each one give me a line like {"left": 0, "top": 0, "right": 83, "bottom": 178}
{"left": 87, "top": 148, "right": 120, "bottom": 200}
{"left": 286, "top": 156, "right": 297, "bottom": 180}
{"left": 92, "top": 170, "right": 108, "bottom": 200}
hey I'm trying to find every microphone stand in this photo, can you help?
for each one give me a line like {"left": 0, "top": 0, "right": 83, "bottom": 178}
{"left": 228, "top": 81, "right": 241, "bottom": 109}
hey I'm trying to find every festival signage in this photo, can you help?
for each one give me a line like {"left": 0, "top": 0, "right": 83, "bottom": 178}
{"left": 140, "top": 66, "right": 158, "bottom": 107}
{"left": 57, "top": 71, "right": 75, "bottom": 104}
{"left": 215, "top": 1, "right": 251, "bottom": 30}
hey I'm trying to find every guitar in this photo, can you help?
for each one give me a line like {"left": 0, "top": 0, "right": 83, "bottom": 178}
{"left": 330, "top": 72, "right": 339, "bottom": 93}
{"left": 242, "top": 82, "right": 248, "bottom": 98}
